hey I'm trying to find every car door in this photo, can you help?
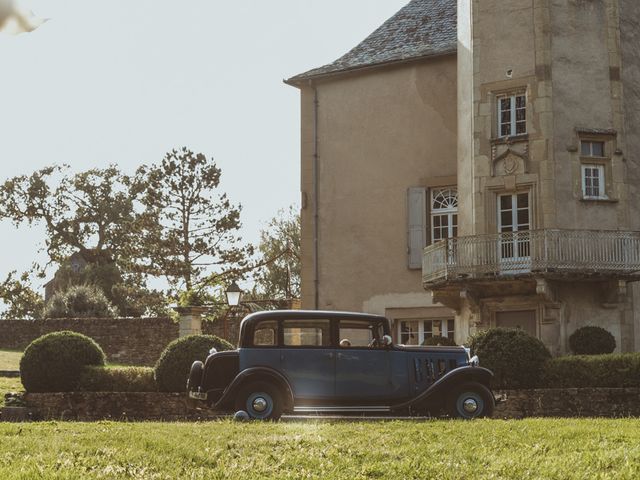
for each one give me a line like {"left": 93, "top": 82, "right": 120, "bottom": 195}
{"left": 280, "top": 318, "right": 335, "bottom": 401}
{"left": 335, "top": 318, "right": 394, "bottom": 402}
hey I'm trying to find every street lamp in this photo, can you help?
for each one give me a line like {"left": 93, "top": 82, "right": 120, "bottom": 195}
{"left": 223, "top": 281, "right": 242, "bottom": 340}
{"left": 225, "top": 280, "right": 242, "bottom": 307}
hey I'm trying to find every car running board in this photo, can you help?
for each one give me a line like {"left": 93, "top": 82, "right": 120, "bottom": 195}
{"left": 293, "top": 405, "right": 392, "bottom": 414}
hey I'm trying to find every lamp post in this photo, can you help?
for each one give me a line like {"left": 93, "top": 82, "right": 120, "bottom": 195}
{"left": 223, "top": 281, "right": 243, "bottom": 339}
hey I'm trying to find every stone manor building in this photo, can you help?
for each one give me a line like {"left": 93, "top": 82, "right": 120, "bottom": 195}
{"left": 286, "top": 0, "right": 640, "bottom": 354}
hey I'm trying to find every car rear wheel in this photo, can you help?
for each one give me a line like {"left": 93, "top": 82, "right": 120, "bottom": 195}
{"left": 235, "top": 381, "right": 283, "bottom": 420}
{"left": 449, "top": 383, "right": 495, "bottom": 419}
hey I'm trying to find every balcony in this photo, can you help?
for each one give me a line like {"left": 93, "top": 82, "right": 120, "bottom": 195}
{"left": 423, "top": 229, "right": 640, "bottom": 287}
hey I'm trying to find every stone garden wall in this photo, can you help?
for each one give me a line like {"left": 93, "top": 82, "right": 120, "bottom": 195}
{"left": 13, "top": 388, "right": 640, "bottom": 421}
{"left": 0, "top": 318, "right": 178, "bottom": 366}
{"left": 0, "top": 317, "right": 240, "bottom": 367}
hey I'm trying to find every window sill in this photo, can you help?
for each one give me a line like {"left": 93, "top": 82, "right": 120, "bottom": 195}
{"left": 491, "top": 134, "right": 529, "bottom": 145}
{"left": 580, "top": 197, "right": 618, "bottom": 204}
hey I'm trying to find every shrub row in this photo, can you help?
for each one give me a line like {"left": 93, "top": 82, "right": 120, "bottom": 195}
{"left": 20, "top": 331, "right": 233, "bottom": 393}
{"left": 78, "top": 366, "right": 157, "bottom": 392}
{"left": 542, "top": 353, "right": 640, "bottom": 389}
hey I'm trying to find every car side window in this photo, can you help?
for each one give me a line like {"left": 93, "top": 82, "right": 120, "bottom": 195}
{"left": 339, "top": 320, "right": 382, "bottom": 348}
{"left": 283, "top": 319, "right": 331, "bottom": 347}
{"left": 253, "top": 320, "right": 278, "bottom": 346}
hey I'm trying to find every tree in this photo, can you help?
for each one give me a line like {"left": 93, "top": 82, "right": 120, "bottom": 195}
{"left": 0, "top": 165, "right": 162, "bottom": 316}
{"left": 0, "top": 271, "right": 45, "bottom": 319}
{"left": 254, "top": 206, "right": 301, "bottom": 299}
{"left": 134, "top": 148, "right": 254, "bottom": 293}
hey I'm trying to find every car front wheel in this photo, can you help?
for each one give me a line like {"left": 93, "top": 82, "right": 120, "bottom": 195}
{"left": 235, "top": 381, "right": 283, "bottom": 420}
{"left": 449, "top": 383, "right": 495, "bottom": 419}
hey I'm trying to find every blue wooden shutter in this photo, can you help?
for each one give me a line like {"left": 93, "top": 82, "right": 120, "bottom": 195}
{"left": 407, "top": 187, "right": 427, "bottom": 269}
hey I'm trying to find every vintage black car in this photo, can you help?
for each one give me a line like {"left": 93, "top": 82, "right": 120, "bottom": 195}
{"left": 187, "top": 310, "right": 495, "bottom": 420}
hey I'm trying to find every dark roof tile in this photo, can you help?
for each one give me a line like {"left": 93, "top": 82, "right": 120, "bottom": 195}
{"left": 287, "top": 0, "right": 456, "bottom": 84}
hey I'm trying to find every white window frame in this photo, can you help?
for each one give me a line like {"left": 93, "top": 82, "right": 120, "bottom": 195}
{"left": 397, "top": 319, "right": 455, "bottom": 345}
{"left": 581, "top": 164, "right": 606, "bottom": 200}
{"left": 497, "top": 93, "right": 527, "bottom": 138}
{"left": 430, "top": 188, "right": 458, "bottom": 244}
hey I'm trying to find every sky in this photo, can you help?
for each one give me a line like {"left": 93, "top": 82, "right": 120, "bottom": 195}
{"left": 0, "top": 0, "right": 408, "bottom": 290}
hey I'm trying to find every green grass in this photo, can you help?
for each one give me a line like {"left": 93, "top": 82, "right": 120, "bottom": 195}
{"left": 0, "top": 350, "right": 22, "bottom": 371}
{"left": 0, "top": 419, "right": 639, "bottom": 479}
{"left": 0, "top": 377, "right": 23, "bottom": 408}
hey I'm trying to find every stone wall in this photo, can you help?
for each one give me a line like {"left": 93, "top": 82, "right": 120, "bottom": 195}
{"left": 0, "top": 318, "right": 179, "bottom": 366}
{"left": 494, "top": 388, "right": 640, "bottom": 419}
{"left": 20, "top": 392, "right": 219, "bottom": 421}
{"left": 13, "top": 388, "right": 640, "bottom": 421}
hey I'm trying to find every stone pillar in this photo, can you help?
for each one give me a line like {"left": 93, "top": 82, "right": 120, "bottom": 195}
{"left": 175, "top": 307, "right": 208, "bottom": 338}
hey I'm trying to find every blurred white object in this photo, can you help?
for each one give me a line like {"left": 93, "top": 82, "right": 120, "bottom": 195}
{"left": 0, "top": 0, "right": 47, "bottom": 35}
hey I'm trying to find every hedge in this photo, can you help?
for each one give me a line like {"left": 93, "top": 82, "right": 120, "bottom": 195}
{"left": 154, "top": 335, "right": 234, "bottom": 392}
{"left": 541, "top": 353, "right": 640, "bottom": 388}
{"left": 569, "top": 326, "right": 616, "bottom": 355}
{"left": 78, "top": 366, "right": 157, "bottom": 392}
{"left": 469, "top": 328, "right": 551, "bottom": 389}
{"left": 20, "top": 331, "right": 106, "bottom": 393}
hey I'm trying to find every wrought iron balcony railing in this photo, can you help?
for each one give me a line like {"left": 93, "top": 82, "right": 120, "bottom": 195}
{"left": 422, "top": 229, "right": 640, "bottom": 286}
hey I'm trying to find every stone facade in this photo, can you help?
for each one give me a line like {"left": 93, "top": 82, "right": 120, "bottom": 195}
{"left": 287, "top": 0, "right": 640, "bottom": 354}
{"left": 12, "top": 389, "right": 640, "bottom": 421}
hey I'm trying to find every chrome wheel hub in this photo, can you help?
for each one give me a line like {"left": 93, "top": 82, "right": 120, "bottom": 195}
{"left": 252, "top": 397, "right": 268, "bottom": 413}
{"left": 463, "top": 398, "right": 479, "bottom": 414}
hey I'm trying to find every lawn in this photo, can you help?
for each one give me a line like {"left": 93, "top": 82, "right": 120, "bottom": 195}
{"left": 0, "top": 350, "right": 22, "bottom": 371}
{"left": 0, "top": 419, "right": 638, "bottom": 479}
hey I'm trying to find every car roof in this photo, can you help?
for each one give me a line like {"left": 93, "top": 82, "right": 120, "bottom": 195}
{"left": 239, "top": 310, "right": 388, "bottom": 330}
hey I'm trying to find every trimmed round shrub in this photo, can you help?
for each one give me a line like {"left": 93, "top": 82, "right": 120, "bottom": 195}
{"left": 469, "top": 328, "right": 551, "bottom": 389}
{"left": 20, "top": 331, "right": 106, "bottom": 392}
{"left": 44, "top": 285, "right": 116, "bottom": 319}
{"left": 154, "top": 335, "right": 234, "bottom": 392}
{"left": 569, "top": 326, "right": 616, "bottom": 355}
{"left": 422, "top": 335, "right": 457, "bottom": 347}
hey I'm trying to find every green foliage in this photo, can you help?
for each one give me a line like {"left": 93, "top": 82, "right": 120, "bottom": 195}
{"left": 154, "top": 334, "right": 234, "bottom": 392}
{"left": 254, "top": 206, "right": 301, "bottom": 299}
{"left": 78, "top": 366, "right": 157, "bottom": 392}
{"left": 134, "top": 148, "right": 254, "bottom": 292}
{"left": 20, "top": 331, "right": 106, "bottom": 392}
{"left": 177, "top": 289, "right": 207, "bottom": 307}
{"left": 569, "top": 326, "right": 616, "bottom": 355}
{"left": 0, "top": 165, "right": 162, "bottom": 317}
{"left": 469, "top": 328, "right": 551, "bottom": 389}
{"left": 0, "top": 271, "right": 44, "bottom": 319}
{"left": 422, "top": 335, "right": 457, "bottom": 346}
{"left": 541, "top": 353, "right": 640, "bottom": 388}
{"left": 43, "top": 285, "right": 117, "bottom": 319}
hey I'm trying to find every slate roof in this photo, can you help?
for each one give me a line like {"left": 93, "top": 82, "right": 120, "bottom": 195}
{"left": 286, "top": 0, "right": 457, "bottom": 85}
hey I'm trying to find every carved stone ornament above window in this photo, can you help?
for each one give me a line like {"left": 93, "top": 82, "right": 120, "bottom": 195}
{"left": 491, "top": 147, "right": 528, "bottom": 177}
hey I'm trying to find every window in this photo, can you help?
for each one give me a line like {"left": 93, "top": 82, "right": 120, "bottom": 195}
{"left": 339, "top": 319, "right": 383, "bottom": 348}
{"left": 253, "top": 321, "right": 278, "bottom": 346}
{"left": 283, "top": 319, "right": 331, "bottom": 347}
{"left": 581, "top": 141, "right": 605, "bottom": 157}
{"left": 398, "top": 319, "right": 455, "bottom": 345}
{"left": 431, "top": 188, "right": 458, "bottom": 244}
{"left": 582, "top": 164, "right": 606, "bottom": 199}
{"left": 498, "top": 94, "right": 526, "bottom": 137}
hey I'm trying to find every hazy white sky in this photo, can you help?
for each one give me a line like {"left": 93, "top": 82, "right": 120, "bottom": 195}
{"left": 0, "top": 0, "right": 408, "bottom": 287}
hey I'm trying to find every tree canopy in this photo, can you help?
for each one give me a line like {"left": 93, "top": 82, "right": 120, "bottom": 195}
{"left": 133, "top": 148, "right": 254, "bottom": 293}
{"left": 253, "top": 206, "right": 301, "bottom": 300}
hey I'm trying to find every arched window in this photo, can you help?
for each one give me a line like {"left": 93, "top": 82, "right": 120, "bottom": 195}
{"left": 431, "top": 188, "right": 458, "bottom": 243}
